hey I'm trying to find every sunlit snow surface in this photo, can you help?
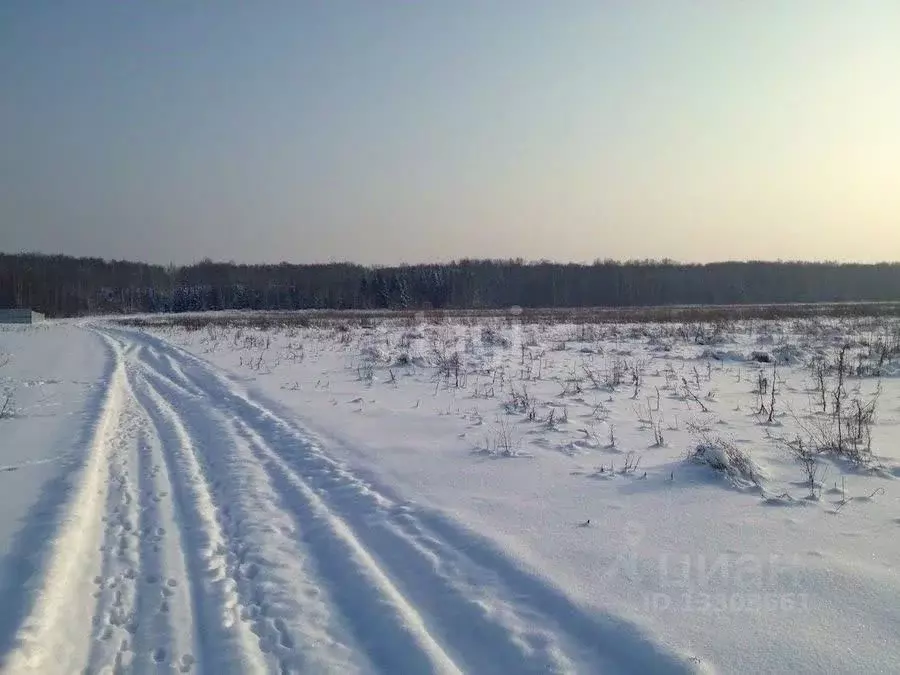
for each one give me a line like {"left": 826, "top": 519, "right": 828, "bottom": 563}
{"left": 1, "top": 315, "right": 898, "bottom": 673}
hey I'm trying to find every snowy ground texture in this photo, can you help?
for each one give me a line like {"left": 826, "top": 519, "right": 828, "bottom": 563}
{"left": 1, "top": 313, "right": 899, "bottom": 674}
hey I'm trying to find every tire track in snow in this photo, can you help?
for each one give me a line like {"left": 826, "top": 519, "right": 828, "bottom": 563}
{"left": 129, "top": 371, "right": 269, "bottom": 674}
{"left": 136, "top": 344, "right": 202, "bottom": 400}
{"left": 127, "top": 421, "right": 197, "bottom": 674}
{"left": 137, "top": 361, "right": 466, "bottom": 674}
{"left": 5, "top": 333, "right": 205, "bottom": 674}
{"left": 122, "top": 357, "right": 201, "bottom": 675}
{"left": 232, "top": 417, "right": 464, "bottom": 675}
{"left": 84, "top": 386, "right": 141, "bottom": 673}
{"left": 90, "top": 335, "right": 203, "bottom": 673}
{"left": 221, "top": 388, "right": 689, "bottom": 674}
{"left": 8, "top": 327, "right": 365, "bottom": 675}
{"left": 130, "top": 348, "right": 475, "bottom": 674}
{"left": 116, "top": 326, "right": 703, "bottom": 675}
{"left": 4, "top": 334, "right": 126, "bottom": 673}
{"left": 134, "top": 366, "right": 395, "bottom": 674}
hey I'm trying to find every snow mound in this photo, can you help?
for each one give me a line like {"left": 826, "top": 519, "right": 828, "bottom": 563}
{"left": 689, "top": 438, "right": 763, "bottom": 488}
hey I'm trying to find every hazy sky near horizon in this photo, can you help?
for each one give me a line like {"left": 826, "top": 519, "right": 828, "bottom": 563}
{"left": 2, "top": 1, "right": 899, "bottom": 265}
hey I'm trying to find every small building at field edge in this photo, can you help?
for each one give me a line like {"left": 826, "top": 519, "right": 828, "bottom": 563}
{"left": 0, "top": 309, "right": 44, "bottom": 324}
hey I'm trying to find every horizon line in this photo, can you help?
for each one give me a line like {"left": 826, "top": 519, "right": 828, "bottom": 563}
{"left": 4, "top": 250, "right": 900, "bottom": 269}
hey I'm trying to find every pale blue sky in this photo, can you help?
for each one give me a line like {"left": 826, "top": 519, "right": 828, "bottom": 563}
{"left": 2, "top": 1, "right": 898, "bottom": 264}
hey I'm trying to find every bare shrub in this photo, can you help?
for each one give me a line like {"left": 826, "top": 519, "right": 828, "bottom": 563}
{"left": 0, "top": 389, "right": 13, "bottom": 420}
{"left": 481, "top": 416, "right": 522, "bottom": 457}
{"left": 652, "top": 420, "right": 665, "bottom": 447}
{"left": 504, "top": 386, "right": 532, "bottom": 415}
{"left": 810, "top": 356, "right": 828, "bottom": 413}
{"left": 481, "top": 326, "right": 511, "bottom": 348}
{"left": 681, "top": 377, "right": 710, "bottom": 413}
{"left": 583, "top": 357, "right": 627, "bottom": 391}
{"left": 0, "top": 355, "right": 12, "bottom": 420}
{"left": 786, "top": 436, "right": 827, "bottom": 500}
{"left": 621, "top": 451, "right": 642, "bottom": 474}
{"left": 434, "top": 350, "right": 465, "bottom": 388}
{"left": 792, "top": 345, "right": 880, "bottom": 464}
{"left": 357, "top": 362, "right": 374, "bottom": 383}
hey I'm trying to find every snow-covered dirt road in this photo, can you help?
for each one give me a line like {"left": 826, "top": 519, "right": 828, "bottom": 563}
{"left": 2, "top": 326, "right": 697, "bottom": 674}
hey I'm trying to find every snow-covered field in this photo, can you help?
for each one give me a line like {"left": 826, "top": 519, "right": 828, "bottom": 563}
{"left": 1, "top": 313, "right": 899, "bottom": 674}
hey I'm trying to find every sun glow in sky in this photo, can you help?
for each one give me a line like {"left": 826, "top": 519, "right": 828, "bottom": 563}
{"left": 1, "top": 1, "right": 898, "bottom": 264}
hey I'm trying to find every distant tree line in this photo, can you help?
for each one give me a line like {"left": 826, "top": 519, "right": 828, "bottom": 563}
{"left": 1, "top": 253, "right": 899, "bottom": 317}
